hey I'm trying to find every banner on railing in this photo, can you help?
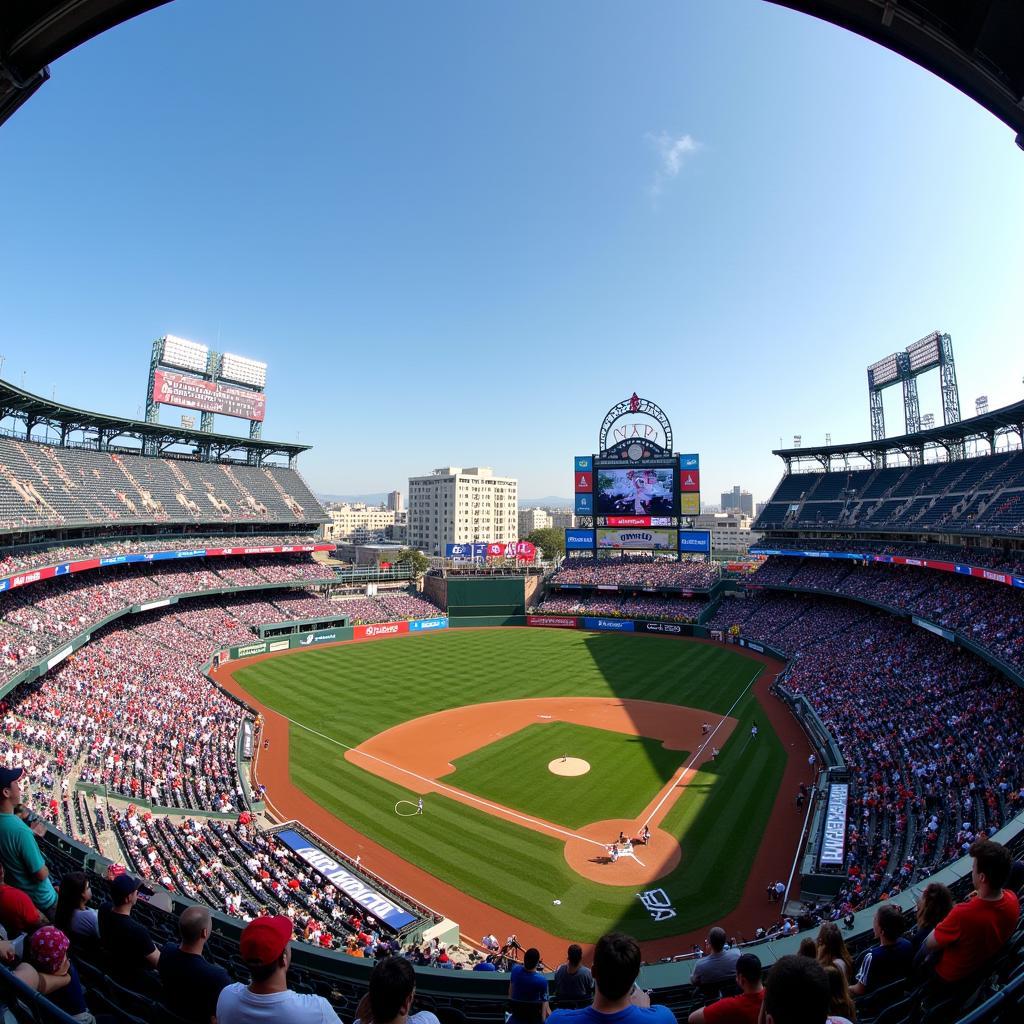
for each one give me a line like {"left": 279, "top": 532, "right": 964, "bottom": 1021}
{"left": 819, "top": 783, "right": 849, "bottom": 868}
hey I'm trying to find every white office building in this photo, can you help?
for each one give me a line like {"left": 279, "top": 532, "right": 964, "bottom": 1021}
{"left": 322, "top": 503, "right": 397, "bottom": 544}
{"left": 518, "top": 507, "right": 553, "bottom": 537}
{"left": 408, "top": 467, "right": 519, "bottom": 556}
{"left": 693, "top": 512, "right": 763, "bottom": 555}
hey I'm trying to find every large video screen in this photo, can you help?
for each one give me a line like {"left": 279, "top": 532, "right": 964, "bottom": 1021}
{"left": 595, "top": 467, "right": 676, "bottom": 516}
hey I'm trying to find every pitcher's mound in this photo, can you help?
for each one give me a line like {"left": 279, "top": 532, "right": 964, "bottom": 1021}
{"left": 564, "top": 819, "right": 681, "bottom": 885}
{"left": 549, "top": 757, "right": 590, "bottom": 776}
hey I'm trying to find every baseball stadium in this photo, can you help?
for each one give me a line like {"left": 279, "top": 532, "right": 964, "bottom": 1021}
{"left": 1, "top": 3, "right": 1023, "bottom": 1024}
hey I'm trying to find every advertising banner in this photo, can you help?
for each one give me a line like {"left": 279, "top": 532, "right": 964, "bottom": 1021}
{"left": 408, "top": 617, "right": 449, "bottom": 632}
{"left": 596, "top": 528, "right": 676, "bottom": 550}
{"left": 575, "top": 471, "right": 593, "bottom": 493}
{"left": 582, "top": 617, "right": 635, "bottom": 632}
{"left": 679, "top": 454, "right": 699, "bottom": 470}
{"left": 153, "top": 369, "right": 266, "bottom": 422}
{"left": 274, "top": 830, "right": 417, "bottom": 928}
{"left": 294, "top": 629, "right": 342, "bottom": 647}
{"left": 575, "top": 493, "right": 594, "bottom": 515}
{"left": 565, "top": 529, "right": 595, "bottom": 551}
{"left": 526, "top": 615, "right": 578, "bottom": 628}
{"left": 268, "top": 639, "right": 290, "bottom": 652}
{"left": 605, "top": 516, "right": 673, "bottom": 527}
{"left": 678, "top": 530, "right": 711, "bottom": 553}
{"left": 680, "top": 493, "right": 700, "bottom": 516}
{"left": 575, "top": 456, "right": 593, "bottom": 472}
{"left": 446, "top": 544, "right": 475, "bottom": 559}
{"left": 819, "top": 783, "right": 849, "bottom": 868}
{"left": 354, "top": 621, "right": 410, "bottom": 641}
{"left": 640, "top": 621, "right": 683, "bottom": 635}
{"left": 235, "top": 642, "right": 269, "bottom": 659}
{"left": 679, "top": 469, "right": 700, "bottom": 492}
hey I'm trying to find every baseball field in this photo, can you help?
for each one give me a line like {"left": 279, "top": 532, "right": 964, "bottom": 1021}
{"left": 228, "top": 628, "right": 792, "bottom": 945}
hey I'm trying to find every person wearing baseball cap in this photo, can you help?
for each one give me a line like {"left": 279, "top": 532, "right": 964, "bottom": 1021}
{"left": 97, "top": 873, "right": 160, "bottom": 995}
{"left": 0, "top": 766, "right": 57, "bottom": 917}
{"left": 216, "top": 915, "right": 342, "bottom": 1023}
{"left": 27, "top": 925, "right": 94, "bottom": 1022}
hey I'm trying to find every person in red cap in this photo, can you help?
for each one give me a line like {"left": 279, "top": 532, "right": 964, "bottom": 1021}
{"left": 216, "top": 915, "right": 342, "bottom": 1023}
{"left": 27, "top": 925, "right": 94, "bottom": 1022}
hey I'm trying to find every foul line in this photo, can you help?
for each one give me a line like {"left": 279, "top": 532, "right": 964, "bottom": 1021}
{"left": 641, "top": 665, "right": 762, "bottom": 830}
{"left": 282, "top": 714, "right": 610, "bottom": 849}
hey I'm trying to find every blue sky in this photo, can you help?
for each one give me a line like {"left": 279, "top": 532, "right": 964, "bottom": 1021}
{"left": 1, "top": 0, "right": 1022, "bottom": 505}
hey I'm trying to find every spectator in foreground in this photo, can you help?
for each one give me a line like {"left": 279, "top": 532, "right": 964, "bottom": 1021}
{"left": 216, "top": 915, "right": 342, "bottom": 1024}
{"left": 848, "top": 904, "right": 912, "bottom": 998}
{"left": 691, "top": 927, "right": 741, "bottom": 996}
{"left": 823, "top": 965, "right": 855, "bottom": 1024}
{"left": 814, "top": 923, "right": 852, "bottom": 980}
{"left": 762, "top": 955, "right": 829, "bottom": 1024}
{"left": 98, "top": 874, "right": 160, "bottom": 994}
{"left": 924, "top": 838, "right": 1020, "bottom": 999}
{"left": 509, "top": 946, "right": 550, "bottom": 1022}
{"left": 908, "top": 882, "right": 953, "bottom": 959}
{"left": 54, "top": 872, "right": 99, "bottom": 952}
{"left": 159, "top": 906, "right": 230, "bottom": 1024}
{"left": 547, "top": 932, "right": 675, "bottom": 1024}
{"left": 552, "top": 945, "right": 594, "bottom": 1005}
{"left": 26, "top": 925, "right": 94, "bottom": 1023}
{"left": 353, "top": 955, "right": 440, "bottom": 1024}
{"left": 0, "top": 861, "right": 45, "bottom": 938}
{"left": 0, "top": 767, "right": 57, "bottom": 917}
{"left": 687, "top": 953, "right": 764, "bottom": 1024}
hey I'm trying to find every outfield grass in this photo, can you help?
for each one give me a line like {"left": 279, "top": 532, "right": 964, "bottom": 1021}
{"left": 443, "top": 721, "right": 689, "bottom": 828}
{"left": 234, "top": 629, "right": 785, "bottom": 941}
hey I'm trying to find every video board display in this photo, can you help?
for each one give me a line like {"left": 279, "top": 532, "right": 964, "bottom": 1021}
{"left": 153, "top": 370, "right": 266, "bottom": 422}
{"left": 597, "top": 528, "right": 677, "bottom": 550}
{"left": 594, "top": 468, "right": 676, "bottom": 516}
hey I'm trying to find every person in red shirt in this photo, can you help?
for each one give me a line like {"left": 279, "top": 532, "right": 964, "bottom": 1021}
{"left": 925, "top": 838, "right": 1020, "bottom": 1001}
{"left": 0, "top": 862, "right": 45, "bottom": 937}
{"left": 687, "top": 954, "right": 764, "bottom": 1024}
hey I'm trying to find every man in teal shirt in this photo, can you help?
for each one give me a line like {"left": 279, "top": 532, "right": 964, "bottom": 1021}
{"left": 0, "top": 767, "right": 56, "bottom": 915}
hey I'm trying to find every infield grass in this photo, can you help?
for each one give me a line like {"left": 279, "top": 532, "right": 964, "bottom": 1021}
{"left": 234, "top": 629, "right": 786, "bottom": 941}
{"left": 443, "top": 721, "right": 690, "bottom": 828}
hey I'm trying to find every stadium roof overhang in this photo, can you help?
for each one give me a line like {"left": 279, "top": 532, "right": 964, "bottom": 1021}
{"left": 772, "top": 398, "right": 1024, "bottom": 471}
{"left": 0, "top": 1, "right": 171, "bottom": 125}
{"left": 767, "top": 1, "right": 1024, "bottom": 146}
{"left": 0, "top": 378, "right": 310, "bottom": 464}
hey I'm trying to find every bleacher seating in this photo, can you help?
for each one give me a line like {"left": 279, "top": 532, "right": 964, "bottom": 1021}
{"left": 0, "top": 436, "right": 326, "bottom": 531}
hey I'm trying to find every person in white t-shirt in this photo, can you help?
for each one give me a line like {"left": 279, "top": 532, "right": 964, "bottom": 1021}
{"left": 353, "top": 955, "right": 439, "bottom": 1024}
{"left": 216, "top": 915, "right": 342, "bottom": 1024}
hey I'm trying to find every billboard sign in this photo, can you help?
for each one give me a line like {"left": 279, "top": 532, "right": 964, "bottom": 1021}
{"left": 575, "top": 456, "right": 593, "bottom": 472}
{"left": 595, "top": 468, "right": 675, "bottom": 516}
{"left": 819, "top": 783, "right": 849, "bottom": 868}
{"left": 641, "top": 621, "right": 683, "bottom": 634}
{"left": 596, "top": 528, "right": 676, "bottom": 550}
{"left": 408, "top": 617, "right": 449, "bottom": 632}
{"left": 527, "top": 615, "right": 578, "bottom": 628}
{"left": 582, "top": 617, "right": 635, "bottom": 632}
{"left": 679, "top": 469, "right": 700, "bottom": 493}
{"left": 679, "top": 454, "right": 699, "bottom": 470}
{"left": 575, "top": 471, "right": 593, "bottom": 493}
{"left": 565, "top": 529, "right": 595, "bottom": 550}
{"left": 153, "top": 369, "right": 266, "bottom": 422}
{"left": 678, "top": 530, "right": 711, "bottom": 553}
{"left": 354, "top": 621, "right": 410, "bottom": 641}
{"left": 575, "top": 493, "right": 594, "bottom": 515}
{"left": 274, "top": 829, "right": 417, "bottom": 928}
{"left": 680, "top": 493, "right": 700, "bottom": 515}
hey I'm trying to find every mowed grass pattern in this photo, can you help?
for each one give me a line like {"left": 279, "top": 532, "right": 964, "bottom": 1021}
{"left": 443, "top": 722, "right": 689, "bottom": 828}
{"left": 235, "top": 629, "right": 785, "bottom": 940}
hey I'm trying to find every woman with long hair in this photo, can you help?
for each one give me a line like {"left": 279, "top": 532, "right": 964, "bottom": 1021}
{"left": 816, "top": 921, "right": 854, "bottom": 979}
{"left": 53, "top": 872, "right": 99, "bottom": 950}
{"left": 909, "top": 882, "right": 954, "bottom": 955}
{"left": 824, "top": 964, "right": 856, "bottom": 1023}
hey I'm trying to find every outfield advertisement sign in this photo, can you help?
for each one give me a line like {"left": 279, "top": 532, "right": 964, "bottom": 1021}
{"left": 295, "top": 630, "right": 342, "bottom": 647}
{"left": 235, "top": 642, "right": 269, "bottom": 658}
{"left": 526, "top": 615, "right": 578, "bottom": 628}
{"left": 274, "top": 830, "right": 418, "bottom": 928}
{"left": 408, "top": 617, "right": 449, "bottom": 632}
{"left": 819, "top": 783, "right": 849, "bottom": 868}
{"left": 640, "top": 621, "right": 683, "bottom": 635}
{"left": 597, "top": 528, "right": 675, "bottom": 550}
{"left": 582, "top": 617, "right": 634, "bottom": 632}
{"left": 354, "top": 621, "right": 410, "bottom": 640}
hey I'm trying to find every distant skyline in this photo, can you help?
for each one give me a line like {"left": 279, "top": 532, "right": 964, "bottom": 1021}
{"left": 1, "top": 0, "right": 1021, "bottom": 508}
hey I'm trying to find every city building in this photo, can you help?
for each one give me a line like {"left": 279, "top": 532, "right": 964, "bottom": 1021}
{"left": 322, "top": 503, "right": 397, "bottom": 544}
{"left": 720, "top": 486, "right": 754, "bottom": 517}
{"left": 408, "top": 467, "right": 518, "bottom": 556}
{"left": 693, "top": 512, "right": 762, "bottom": 555}
{"left": 545, "top": 508, "right": 576, "bottom": 531}
{"left": 518, "top": 507, "right": 553, "bottom": 537}
{"left": 387, "top": 490, "right": 403, "bottom": 513}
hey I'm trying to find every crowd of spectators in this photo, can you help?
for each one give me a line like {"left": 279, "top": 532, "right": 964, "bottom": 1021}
{"left": 0, "top": 533, "right": 329, "bottom": 578}
{"left": 550, "top": 556, "right": 720, "bottom": 591}
{"left": 533, "top": 594, "right": 708, "bottom": 623}
{"left": 746, "top": 556, "right": 1024, "bottom": 673}
{"left": 711, "top": 588, "right": 1024, "bottom": 914}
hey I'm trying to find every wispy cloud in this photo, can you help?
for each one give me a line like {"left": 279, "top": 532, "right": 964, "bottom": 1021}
{"left": 646, "top": 131, "right": 701, "bottom": 196}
